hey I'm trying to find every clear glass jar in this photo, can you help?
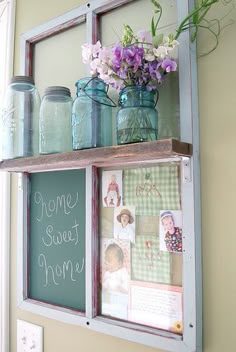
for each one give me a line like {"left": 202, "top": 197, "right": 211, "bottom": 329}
{"left": 1, "top": 75, "right": 40, "bottom": 159}
{"left": 72, "top": 77, "right": 113, "bottom": 150}
{"left": 116, "top": 86, "right": 158, "bottom": 145}
{"left": 39, "top": 86, "right": 73, "bottom": 154}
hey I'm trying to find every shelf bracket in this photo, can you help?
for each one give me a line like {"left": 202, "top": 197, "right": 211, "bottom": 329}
{"left": 182, "top": 157, "right": 191, "bottom": 183}
{"left": 18, "top": 173, "right": 23, "bottom": 191}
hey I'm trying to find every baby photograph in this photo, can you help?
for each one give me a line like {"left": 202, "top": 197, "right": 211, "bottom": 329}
{"left": 100, "top": 238, "right": 130, "bottom": 319}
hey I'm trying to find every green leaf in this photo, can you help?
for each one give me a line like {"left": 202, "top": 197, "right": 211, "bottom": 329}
{"left": 152, "top": 33, "right": 164, "bottom": 48}
{"left": 151, "top": 17, "right": 156, "bottom": 36}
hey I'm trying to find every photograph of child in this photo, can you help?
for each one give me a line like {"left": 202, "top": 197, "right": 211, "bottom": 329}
{"left": 114, "top": 206, "right": 136, "bottom": 243}
{"left": 103, "top": 242, "right": 129, "bottom": 293}
{"left": 159, "top": 210, "right": 182, "bottom": 253}
{"left": 103, "top": 170, "right": 122, "bottom": 207}
{"left": 101, "top": 239, "right": 130, "bottom": 319}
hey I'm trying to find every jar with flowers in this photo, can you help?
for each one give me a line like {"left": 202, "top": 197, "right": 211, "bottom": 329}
{"left": 82, "top": 25, "right": 178, "bottom": 144}
{"left": 82, "top": 0, "right": 231, "bottom": 145}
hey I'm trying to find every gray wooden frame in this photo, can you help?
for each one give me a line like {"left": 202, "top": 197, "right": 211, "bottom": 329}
{"left": 16, "top": 1, "right": 202, "bottom": 351}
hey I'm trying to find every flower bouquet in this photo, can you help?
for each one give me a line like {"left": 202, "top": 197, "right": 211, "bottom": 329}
{"left": 82, "top": 23, "right": 178, "bottom": 144}
{"left": 82, "top": 26, "right": 178, "bottom": 93}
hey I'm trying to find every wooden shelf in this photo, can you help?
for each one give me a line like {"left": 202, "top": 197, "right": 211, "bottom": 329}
{"left": 0, "top": 139, "right": 192, "bottom": 173}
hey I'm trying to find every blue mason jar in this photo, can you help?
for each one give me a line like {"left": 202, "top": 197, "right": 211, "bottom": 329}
{"left": 1, "top": 76, "right": 40, "bottom": 159}
{"left": 116, "top": 86, "right": 158, "bottom": 145}
{"left": 72, "top": 77, "right": 113, "bottom": 149}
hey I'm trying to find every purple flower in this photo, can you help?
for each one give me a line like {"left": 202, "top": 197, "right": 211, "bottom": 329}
{"left": 123, "top": 45, "right": 144, "bottom": 72}
{"left": 112, "top": 44, "right": 123, "bottom": 70}
{"left": 161, "top": 58, "right": 177, "bottom": 73}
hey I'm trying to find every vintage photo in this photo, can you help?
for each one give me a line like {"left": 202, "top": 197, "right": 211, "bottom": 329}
{"left": 100, "top": 238, "right": 130, "bottom": 319}
{"left": 114, "top": 206, "right": 136, "bottom": 243}
{"left": 159, "top": 210, "right": 182, "bottom": 253}
{"left": 102, "top": 170, "right": 123, "bottom": 207}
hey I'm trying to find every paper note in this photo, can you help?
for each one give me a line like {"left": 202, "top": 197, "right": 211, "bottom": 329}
{"left": 129, "top": 282, "right": 183, "bottom": 333}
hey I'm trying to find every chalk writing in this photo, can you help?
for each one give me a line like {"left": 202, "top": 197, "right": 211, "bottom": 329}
{"left": 34, "top": 191, "right": 79, "bottom": 222}
{"left": 38, "top": 254, "right": 85, "bottom": 287}
{"left": 29, "top": 170, "right": 86, "bottom": 310}
{"left": 42, "top": 219, "right": 80, "bottom": 247}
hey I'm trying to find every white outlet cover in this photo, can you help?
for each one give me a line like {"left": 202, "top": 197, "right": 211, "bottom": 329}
{"left": 17, "top": 319, "right": 43, "bottom": 352}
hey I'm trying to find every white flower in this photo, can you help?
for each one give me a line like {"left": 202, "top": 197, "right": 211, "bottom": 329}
{"left": 90, "top": 58, "right": 101, "bottom": 75}
{"left": 144, "top": 52, "right": 155, "bottom": 61}
{"left": 170, "top": 39, "right": 179, "bottom": 48}
{"left": 91, "top": 41, "right": 102, "bottom": 58}
{"left": 98, "top": 47, "right": 112, "bottom": 63}
{"left": 163, "top": 36, "right": 179, "bottom": 49}
{"left": 163, "top": 36, "right": 171, "bottom": 46}
{"left": 81, "top": 43, "right": 92, "bottom": 63}
{"left": 81, "top": 41, "right": 102, "bottom": 64}
{"left": 153, "top": 46, "right": 169, "bottom": 59}
{"left": 98, "top": 72, "right": 110, "bottom": 83}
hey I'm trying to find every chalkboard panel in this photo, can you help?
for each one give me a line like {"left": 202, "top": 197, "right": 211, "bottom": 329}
{"left": 29, "top": 169, "right": 86, "bottom": 311}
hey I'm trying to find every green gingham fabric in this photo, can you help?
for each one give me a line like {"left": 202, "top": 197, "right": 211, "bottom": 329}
{"left": 131, "top": 235, "right": 171, "bottom": 284}
{"left": 123, "top": 164, "right": 181, "bottom": 216}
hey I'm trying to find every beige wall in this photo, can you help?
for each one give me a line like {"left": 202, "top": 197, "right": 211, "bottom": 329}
{"left": 198, "top": 7, "right": 236, "bottom": 351}
{"left": 10, "top": 1, "right": 236, "bottom": 352}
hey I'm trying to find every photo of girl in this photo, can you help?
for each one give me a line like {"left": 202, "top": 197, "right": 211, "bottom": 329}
{"left": 159, "top": 210, "right": 183, "bottom": 253}
{"left": 114, "top": 206, "right": 136, "bottom": 243}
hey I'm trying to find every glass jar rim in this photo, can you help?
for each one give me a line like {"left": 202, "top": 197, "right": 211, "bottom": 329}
{"left": 75, "top": 77, "right": 107, "bottom": 92}
{"left": 11, "top": 75, "right": 35, "bottom": 85}
{"left": 44, "top": 86, "right": 71, "bottom": 97}
{"left": 120, "top": 85, "right": 157, "bottom": 94}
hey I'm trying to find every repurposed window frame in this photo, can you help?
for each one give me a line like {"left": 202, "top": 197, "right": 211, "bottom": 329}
{"left": 9, "top": 0, "right": 201, "bottom": 351}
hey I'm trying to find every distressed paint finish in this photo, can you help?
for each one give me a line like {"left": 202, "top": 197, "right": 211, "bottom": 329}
{"left": 92, "top": 166, "right": 99, "bottom": 317}
{"left": 0, "top": 139, "right": 192, "bottom": 173}
{"left": 20, "top": 0, "right": 136, "bottom": 75}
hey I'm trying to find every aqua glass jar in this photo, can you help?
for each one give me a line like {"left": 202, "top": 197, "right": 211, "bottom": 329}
{"left": 72, "top": 77, "right": 113, "bottom": 149}
{"left": 1, "top": 76, "right": 40, "bottom": 159}
{"left": 39, "top": 86, "right": 73, "bottom": 154}
{"left": 116, "top": 86, "right": 158, "bottom": 145}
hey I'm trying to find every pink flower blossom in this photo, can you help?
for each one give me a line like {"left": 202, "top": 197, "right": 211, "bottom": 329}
{"left": 161, "top": 58, "right": 177, "bottom": 72}
{"left": 137, "top": 30, "right": 152, "bottom": 43}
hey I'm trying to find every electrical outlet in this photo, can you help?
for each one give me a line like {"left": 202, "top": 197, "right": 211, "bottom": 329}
{"left": 17, "top": 319, "right": 43, "bottom": 352}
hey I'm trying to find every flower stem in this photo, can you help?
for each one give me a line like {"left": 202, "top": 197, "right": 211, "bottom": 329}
{"left": 174, "top": 0, "right": 219, "bottom": 40}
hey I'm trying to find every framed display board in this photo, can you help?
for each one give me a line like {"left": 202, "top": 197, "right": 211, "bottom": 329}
{"left": 99, "top": 162, "right": 183, "bottom": 334}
